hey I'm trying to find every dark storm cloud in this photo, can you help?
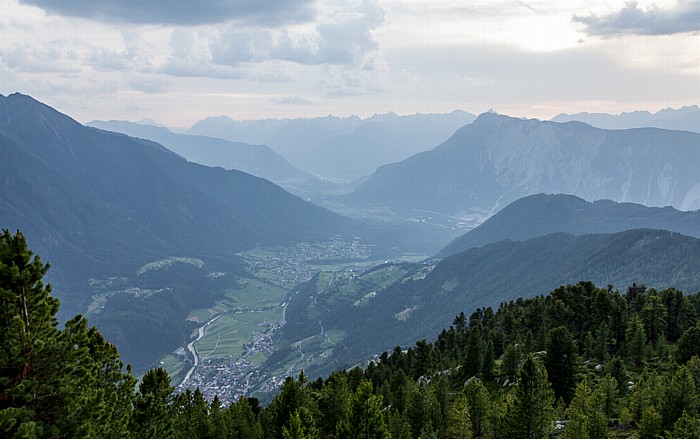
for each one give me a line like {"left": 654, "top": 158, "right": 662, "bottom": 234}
{"left": 19, "top": 0, "right": 316, "bottom": 26}
{"left": 574, "top": 1, "right": 700, "bottom": 36}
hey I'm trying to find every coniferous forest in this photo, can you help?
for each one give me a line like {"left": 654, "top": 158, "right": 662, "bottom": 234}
{"left": 3, "top": 229, "right": 700, "bottom": 439}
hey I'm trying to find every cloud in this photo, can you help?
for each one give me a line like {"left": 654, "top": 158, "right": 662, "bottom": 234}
{"left": 272, "top": 96, "right": 313, "bottom": 105}
{"left": 129, "top": 79, "right": 169, "bottom": 93}
{"left": 0, "top": 44, "right": 81, "bottom": 73}
{"left": 211, "top": 0, "right": 386, "bottom": 68}
{"left": 574, "top": 1, "right": 700, "bottom": 37}
{"left": 19, "top": 0, "right": 316, "bottom": 26}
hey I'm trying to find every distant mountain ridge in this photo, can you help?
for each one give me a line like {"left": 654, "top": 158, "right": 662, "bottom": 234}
{"left": 86, "top": 119, "right": 317, "bottom": 190}
{"left": 552, "top": 105, "right": 700, "bottom": 133}
{"left": 439, "top": 194, "right": 700, "bottom": 257}
{"left": 348, "top": 113, "right": 700, "bottom": 217}
{"left": 187, "top": 111, "right": 476, "bottom": 181}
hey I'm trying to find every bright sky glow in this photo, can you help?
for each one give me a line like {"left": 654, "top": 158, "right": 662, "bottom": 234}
{"left": 1, "top": 0, "right": 698, "bottom": 126}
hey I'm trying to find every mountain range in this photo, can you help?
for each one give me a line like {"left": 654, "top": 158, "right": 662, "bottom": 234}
{"left": 187, "top": 111, "right": 476, "bottom": 181}
{"left": 347, "top": 113, "right": 700, "bottom": 218}
{"left": 0, "top": 93, "right": 352, "bottom": 317}
{"left": 439, "top": 193, "right": 700, "bottom": 257}
{"left": 552, "top": 105, "right": 700, "bottom": 133}
{"left": 85, "top": 120, "right": 318, "bottom": 193}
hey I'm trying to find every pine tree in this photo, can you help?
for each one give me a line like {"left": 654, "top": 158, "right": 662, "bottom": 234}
{"left": 642, "top": 294, "right": 667, "bottom": 346}
{"left": 0, "top": 230, "right": 62, "bottom": 437}
{"left": 677, "top": 325, "right": 700, "bottom": 364}
{"left": 481, "top": 340, "right": 495, "bottom": 380}
{"left": 502, "top": 342, "right": 522, "bottom": 379}
{"left": 464, "top": 328, "right": 484, "bottom": 378}
{"left": 337, "top": 381, "right": 390, "bottom": 439}
{"left": 661, "top": 365, "right": 698, "bottom": 431}
{"left": 665, "top": 411, "right": 700, "bottom": 439}
{"left": 318, "top": 372, "right": 350, "bottom": 438}
{"left": 445, "top": 394, "right": 472, "bottom": 439}
{"left": 544, "top": 326, "right": 577, "bottom": 402}
{"left": 282, "top": 412, "right": 308, "bottom": 439}
{"left": 229, "top": 397, "right": 264, "bottom": 439}
{"left": 265, "top": 373, "right": 317, "bottom": 439}
{"left": 504, "top": 355, "right": 555, "bottom": 439}
{"left": 463, "top": 379, "right": 490, "bottom": 438}
{"left": 638, "top": 405, "right": 662, "bottom": 439}
{"left": 131, "top": 367, "right": 175, "bottom": 439}
{"left": 625, "top": 313, "right": 647, "bottom": 367}
{"left": 0, "top": 230, "right": 135, "bottom": 438}
{"left": 594, "top": 322, "right": 610, "bottom": 361}
{"left": 564, "top": 380, "right": 606, "bottom": 439}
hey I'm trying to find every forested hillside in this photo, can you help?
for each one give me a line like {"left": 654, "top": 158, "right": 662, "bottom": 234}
{"left": 283, "top": 228, "right": 700, "bottom": 376}
{"left": 439, "top": 194, "right": 700, "bottom": 257}
{"left": 4, "top": 229, "right": 700, "bottom": 438}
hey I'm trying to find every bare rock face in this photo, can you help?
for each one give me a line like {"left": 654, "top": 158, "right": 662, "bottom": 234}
{"left": 352, "top": 112, "right": 700, "bottom": 216}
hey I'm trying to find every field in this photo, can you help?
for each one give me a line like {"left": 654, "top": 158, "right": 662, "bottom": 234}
{"left": 195, "top": 309, "right": 281, "bottom": 359}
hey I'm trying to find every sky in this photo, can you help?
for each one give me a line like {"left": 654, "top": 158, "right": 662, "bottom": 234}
{"left": 1, "top": 0, "right": 699, "bottom": 127}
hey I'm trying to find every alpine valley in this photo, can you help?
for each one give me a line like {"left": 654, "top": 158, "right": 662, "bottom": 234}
{"left": 4, "top": 93, "right": 700, "bottom": 416}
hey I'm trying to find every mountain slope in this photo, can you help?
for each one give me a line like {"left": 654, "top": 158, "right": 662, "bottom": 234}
{"left": 0, "top": 93, "right": 352, "bottom": 314}
{"left": 86, "top": 120, "right": 317, "bottom": 188}
{"left": 348, "top": 113, "right": 700, "bottom": 217}
{"left": 439, "top": 194, "right": 700, "bottom": 257}
{"left": 283, "top": 228, "right": 700, "bottom": 373}
{"left": 552, "top": 105, "right": 700, "bottom": 133}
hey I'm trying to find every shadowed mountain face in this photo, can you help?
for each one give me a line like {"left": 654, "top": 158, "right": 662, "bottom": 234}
{"left": 315, "top": 229, "right": 700, "bottom": 370}
{"left": 86, "top": 120, "right": 318, "bottom": 190}
{"left": 347, "top": 113, "right": 700, "bottom": 218}
{"left": 0, "top": 93, "right": 353, "bottom": 316}
{"left": 552, "top": 106, "right": 700, "bottom": 133}
{"left": 187, "top": 111, "right": 476, "bottom": 181}
{"left": 438, "top": 194, "right": 700, "bottom": 257}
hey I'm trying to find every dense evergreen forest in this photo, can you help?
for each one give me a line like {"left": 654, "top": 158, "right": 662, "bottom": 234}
{"left": 3, "top": 229, "right": 700, "bottom": 438}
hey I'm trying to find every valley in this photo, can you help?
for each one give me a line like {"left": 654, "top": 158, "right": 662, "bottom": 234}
{"left": 152, "top": 236, "right": 417, "bottom": 404}
{"left": 4, "top": 0, "right": 700, "bottom": 435}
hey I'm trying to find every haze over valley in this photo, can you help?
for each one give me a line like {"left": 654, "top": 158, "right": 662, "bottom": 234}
{"left": 3, "top": 1, "right": 700, "bottom": 437}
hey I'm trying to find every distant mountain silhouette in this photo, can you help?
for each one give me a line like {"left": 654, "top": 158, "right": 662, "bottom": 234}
{"left": 86, "top": 120, "right": 317, "bottom": 190}
{"left": 348, "top": 113, "right": 700, "bottom": 217}
{"left": 187, "top": 111, "right": 475, "bottom": 181}
{"left": 439, "top": 194, "right": 700, "bottom": 257}
{"left": 552, "top": 106, "right": 700, "bottom": 133}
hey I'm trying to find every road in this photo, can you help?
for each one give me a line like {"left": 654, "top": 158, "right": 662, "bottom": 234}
{"left": 180, "top": 315, "right": 221, "bottom": 388}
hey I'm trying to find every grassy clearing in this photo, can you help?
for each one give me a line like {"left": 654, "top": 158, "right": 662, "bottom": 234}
{"left": 224, "top": 278, "right": 286, "bottom": 308}
{"left": 195, "top": 309, "right": 281, "bottom": 359}
{"left": 187, "top": 276, "right": 286, "bottom": 323}
{"left": 362, "top": 265, "right": 407, "bottom": 286}
{"left": 85, "top": 292, "right": 115, "bottom": 315}
{"left": 161, "top": 354, "right": 188, "bottom": 385}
